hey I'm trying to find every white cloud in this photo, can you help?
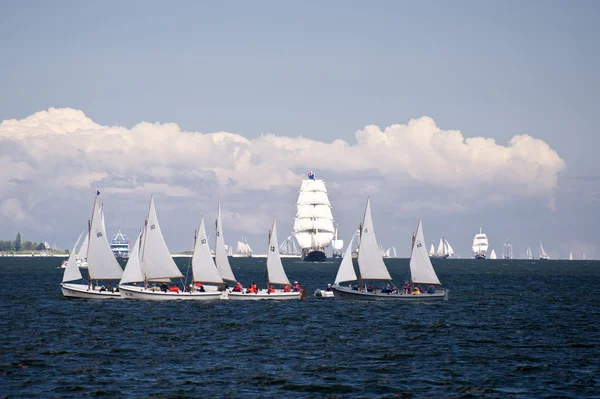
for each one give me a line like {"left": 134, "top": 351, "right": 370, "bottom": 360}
{"left": 0, "top": 108, "right": 566, "bottom": 250}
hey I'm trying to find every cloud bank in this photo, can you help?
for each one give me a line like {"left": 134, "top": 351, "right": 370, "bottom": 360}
{"left": 0, "top": 108, "right": 565, "bottom": 249}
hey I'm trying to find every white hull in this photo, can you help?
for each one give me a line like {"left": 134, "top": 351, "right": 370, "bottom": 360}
{"left": 119, "top": 284, "right": 223, "bottom": 301}
{"left": 331, "top": 285, "right": 448, "bottom": 301}
{"left": 61, "top": 283, "right": 121, "bottom": 299}
{"left": 314, "top": 289, "right": 334, "bottom": 298}
{"left": 228, "top": 289, "right": 301, "bottom": 301}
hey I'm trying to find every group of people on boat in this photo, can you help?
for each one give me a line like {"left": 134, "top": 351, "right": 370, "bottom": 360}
{"left": 347, "top": 281, "right": 437, "bottom": 295}
{"left": 230, "top": 280, "right": 303, "bottom": 294}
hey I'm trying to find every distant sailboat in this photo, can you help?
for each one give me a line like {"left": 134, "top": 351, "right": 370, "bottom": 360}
{"left": 503, "top": 239, "right": 513, "bottom": 259}
{"left": 431, "top": 237, "right": 453, "bottom": 259}
{"left": 569, "top": 251, "right": 573, "bottom": 261}
{"left": 489, "top": 249, "right": 497, "bottom": 260}
{"left": 539, "top": 242, "right": 550, "bottom": 260}
{"left": 331, "top": 225, "right": 344, "bottom": 259}
{"left": 526, "top": 246, "right": 533, "bottom": 260}
{"left": 234, "top": 236, "right": 253, "bottom": 257}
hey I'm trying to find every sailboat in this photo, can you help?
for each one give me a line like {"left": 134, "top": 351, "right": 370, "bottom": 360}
{"left": 293, "top": 171, "right": 336, "bottom": 262}
{"left": 331, "top": 199, "right": 448, "bottom": 301}
{"left": 331, "top": 225, "right": 344, "bottom": 259}
{"left": 215, "top": 201, "right": 237, "bottom": 284}
{"left": 228, "top": 219, "right": 302, "bottom": 300}
{"left": 315, "top": 235, "right": 356, "bottom": 298}
{"left": 61, "top": 195, "right": 123, "bottom": 298}
{"left": 569, "top": 251, "right": 573, "bottom": 261}
{"left": 526, "top": 246, "right": 533, "bottom": 260}
{"left": 431, "top": 238, "right": 453, "bottom": 259}
{"left": 472, "top": 228, "right": 488, "bottom": 259}
{"left": 429, "top": 244, "right": 435, "bottom": 257}
{"left": 539, "top": 242, "right": 550, "bottom": 260}
{"left": 503, "top": 239, "right": 513, "bottom": 259}
{"left": 233, "top": 236, "right": 253, "bottom": 257}
{"left": 119, "top": 196, "right": 215, "bottom": 300}
{"left": 489, "top": 249, "right": 497, "bottom": 260}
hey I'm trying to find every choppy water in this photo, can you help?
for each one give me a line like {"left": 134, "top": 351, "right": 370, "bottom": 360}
{"left": 1, "top": 257, "right": 599, "bottom": 398}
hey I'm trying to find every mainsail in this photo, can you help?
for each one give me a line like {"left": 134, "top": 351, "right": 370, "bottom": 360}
{"left": 293, "top": 175, "right": 335, "bottom": 250}
{"left": 357, "top": 198, "right": 392, "bottom": 281}
{"left": 266, "top": 220, "right": 291, "bottom": 285}
{"left": 140, "top": 195, "right": 183, "bottom": 280}
{"left": 87, "top": 198, "right": 123, "bottom": 280}
{"left": 215, "top": 202, "right": 236, "bottom": 282}
{"left": 192, "top": 217, "right": 223, "bottom": 284}
{"left": 490, "top": 249, "right": 497, "bottom": 259}
{"left": 410, "top": 220, "right": 441, "bottom": 285}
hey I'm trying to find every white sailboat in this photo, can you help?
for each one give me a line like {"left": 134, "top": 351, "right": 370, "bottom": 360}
{"left": 472, "top": 228, "right": 488, "bottom": 259}
{"left": 331, "top": 225, "right": 344, "bottom": 259}
{"left": 569, "top": 251, "right": 573, "bottom": 261}
{"left": 215, "top": 201, "right": 237, "bottom": 283}
{"left": 539, "top": 242, "right": 550, "bottom": 260}
{"left": 503, "top": 239, "right": 513, "bottom": 259}
{"left": 431, "top": 237, "right": 453, "bottom": 259}
{"left": 279, "top": 234, "right": 302, "bottom": 258}
{"left": 293, "top": 171, "right": 335, "bottom": 262}
{"left": 526, "top": 246, "right": 533, "bottom": 260}
{"left": 315, "top": 235, "right": 356, "bottom": 298}
{"left": 233, "top": 236, "right": 253, "bottom": 257}
{"left": 489, "top": 249, "right": 497, "bottom": 260}
{"left": 119, "top": 196, "right": 211, "bottom": 300}
{"left": 61, "top": 196, "right": 123, "bottom": 298}
{"left": 229, "top": 219, "right": 302, "bottom": 300}
{"left": 331, "top": 199, "right": 448, "bottom": 301}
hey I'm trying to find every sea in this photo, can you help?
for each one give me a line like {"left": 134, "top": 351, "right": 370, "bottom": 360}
{"left": 1, "top": 257, "right": 599, "bottom": 398}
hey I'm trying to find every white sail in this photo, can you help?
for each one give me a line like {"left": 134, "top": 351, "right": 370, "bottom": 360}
{"left": 293, "top": 175, "right": 335, "bottom": 251}
{"left": 77, "top": 234, "right": 89, "bottom": 260}
{"left": 215, "top": 202, "right": 236, "bottom": 282}
{"left": 62, "top": 232, "right": 84, "bottom": 282}
{"left": 526, "top": 246, "right": 533, "bottom": 259}
{"left": 472, "top": 228, "right": 489, "bottom": 256}
{"left": 192, "top": 217, "right": 223, "bottom": 284}
{"left": 569, "top": 251, "right": 573, "bottom": 261}
{"left": 334, "top": 235, "right": 357, "bottom": 284}
{"left": 539, "top": 242, "right": 549, "bottom": 259}
{"left": 266, "top": 219, "right": 290, "bottom": 285}
{"left": 100, "top": 203, "right": 106, "bottom": 237}
{"left": 490, "top": 249, "right": 497, "bottom": 259}
{"left": 429, "top": 243, "right": 435, "bottom": 257}
{"left": 410, "top": 220, "right": 441, "bottom": 285}
{"left": 120, "top": 232, "right": 144, "bottom": 285}
{"left": 357, "top": 199, "right": 392, "bottom": 280}
{"left": 87, "top": 199, "right": 123, "bottom": 280}
{"left": 392, "top": 247, "right": 397, "bottom": 258}
{"left": 141, "top": 196, "right": 183, "bottom": 280}
{"left": 435, "top": 239, "right": 445, "bottom": 256}
{"left": 445, "top": 240, "right": 454, "bottom": 256}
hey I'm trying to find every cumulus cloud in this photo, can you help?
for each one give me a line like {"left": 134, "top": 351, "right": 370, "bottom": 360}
{"left": 0, "top": 107, "right": 566, "bottom": 250}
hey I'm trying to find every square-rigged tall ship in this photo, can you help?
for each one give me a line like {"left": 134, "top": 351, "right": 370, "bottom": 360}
{"left": 293, "top": 171, "right": 336, "bottom": 262}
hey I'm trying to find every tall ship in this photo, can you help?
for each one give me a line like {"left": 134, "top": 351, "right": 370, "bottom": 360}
{"left": 472, "top": 227, "right": 488, "bottom": 260}
{"left": 234, "top": 237, "right": 252, "bottom": 257}
{"left": 110, "top": 229, "right": 129, "bottom": 258}
{"left": 293, "top": 171, "right": 335, "bottom": 262}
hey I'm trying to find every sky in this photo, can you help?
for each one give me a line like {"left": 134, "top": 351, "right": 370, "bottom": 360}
{"left": 0, "top": 1, "right": 599, "bottom": 259}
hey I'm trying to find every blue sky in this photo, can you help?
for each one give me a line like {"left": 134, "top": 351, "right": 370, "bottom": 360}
{"left": 0, "top": 1, "right": 598, "bottom": 258}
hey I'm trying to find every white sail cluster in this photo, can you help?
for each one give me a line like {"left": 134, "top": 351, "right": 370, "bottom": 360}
{"left": 293, "top": 178, "right": 335, "bottom": 250}
{"left": 235, "top": 237, "right": 252, "bottom": 255}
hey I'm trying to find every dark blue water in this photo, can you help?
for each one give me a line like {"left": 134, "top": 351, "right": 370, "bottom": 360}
{"left": 1, "top": 257, "right": 599, "bottom": 398}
